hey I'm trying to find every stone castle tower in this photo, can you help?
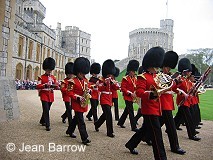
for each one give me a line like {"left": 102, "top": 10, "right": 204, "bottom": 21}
{"left": 116, "top": 19, "right": 174, "bottom": 72}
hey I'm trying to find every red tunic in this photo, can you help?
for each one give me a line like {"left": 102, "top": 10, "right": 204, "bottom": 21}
{"left": 112, "top": 89, "right": 118, "bottom": 99}
{"left": 36, "top": 74, "right": 59, "bottom": 102}
{"left": 89, "top": 76, "right": 100, "bottom": 100}
{"left": 136, "top": 73, "right": 162, "bottom": 116}
{"left": 121, "top": 75, "right": 137, "bottom": 102}
{"left": 160, "top": 81, "right": 177, "bottom": 111}
{"left": 99, "top": 77, "right": 120, "bottom": 106}
{"left": 60, "top": 77, "right": 72, "bottom": 102}
{"left": 68, "top": 77, "right": 89, "bottom": 113}
{"left": 176, "top": 77, "right": 192, "bottom": 107}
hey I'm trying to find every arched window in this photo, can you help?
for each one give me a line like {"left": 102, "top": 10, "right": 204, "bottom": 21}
{"left": 26, "top": 65, "right": 32, "bottom": 80}
{"left": 16, "top": 63, "right": 23, "bottom": 80}
{"left": 43, "top": 47, "right": 46, "bottom": 62}
{"left": 28, "top": 40, "right": 33, "bottom": 60}
{"left": 34, "top": 66, "right": 40, "bottom": 80}
{"left": 36, "top": 43, "right": 40, "bottom": 62}
{"left": 18, "top": 36, "right": 24, "bottom": 57}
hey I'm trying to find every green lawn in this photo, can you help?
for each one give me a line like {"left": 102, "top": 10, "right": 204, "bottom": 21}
{"left": 117, "top": 90, "right": 213, "bottom": 121}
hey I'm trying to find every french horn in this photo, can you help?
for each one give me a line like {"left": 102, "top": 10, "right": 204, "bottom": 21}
{"left": 153, "top": 72, "right": 173, "bottom": 95}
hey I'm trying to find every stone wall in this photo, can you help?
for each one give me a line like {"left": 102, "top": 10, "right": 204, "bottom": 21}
{"left": 0, "top": 0, "right": 20, "bottom": 122}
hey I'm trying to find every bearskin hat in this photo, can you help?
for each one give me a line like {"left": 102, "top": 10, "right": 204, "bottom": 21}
{"left": 142, "top": 47, "right": 165, "bottom": 70}
{"left": 114, "top": 67, "right": 120, "bottom": 77}
{"left": 73, "top": 57, "right": 90, "bottom": 75}
{"left": 138, "top": 66, "right": 144, "bottom": 74}
{"left": 65, "top": 62, "right": 74, "bottom": 75}
{"left": 127, "top": 60, "right": 139, "bottom": 72}
{"left": 42, "top": 57, "right": 56, "bottom": 71}
{"left": 191, "top": 64, "right": 201, "bottom": 78}
{"left": 178, "top": 58, "right": 192, "bottom": 73}
{"left": 102, "top": 59, "right": 116, "bottom": 78}
{"left": 162, "top": 51, "right": 179, "bottom": 69}
{"left": 90, "top": 63, "right": 101, "bottom": 74}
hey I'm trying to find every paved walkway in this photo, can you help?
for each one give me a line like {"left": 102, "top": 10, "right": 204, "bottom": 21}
{"left": 0, "top": 90, "right": 213, "bottom": 160}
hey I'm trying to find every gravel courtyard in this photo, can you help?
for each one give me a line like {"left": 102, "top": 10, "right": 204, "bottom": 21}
{"left": 0, "top": 90, "right": 212, "bottom": 160}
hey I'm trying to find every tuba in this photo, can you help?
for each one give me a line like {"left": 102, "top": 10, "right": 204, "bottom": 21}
{"left": 153, "top": 72, "right": 173, "bottom": 95}
{"left": 80, "top": 83, "right": 91, "bottom": 108}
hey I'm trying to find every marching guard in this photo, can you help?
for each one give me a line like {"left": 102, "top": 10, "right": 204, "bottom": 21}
{"left": 125, "top": 47, "right": 167, "bottom": 160}
{"left": 94, "top": 59, "right": 120, "bottom": 137}
{"left": 117, "top": 60, "right": 139, "bottom": 132}
{"left": 60, "top": 62, "right": 77, "bottom": 138}
{"left": 86, "top": 62, "right": 101, "bottom": 122}
{"left": 174, "top": 58, "right": 201, "bottom": 141}
{"left": 36, "top": 57, "right": 59, "bottom": 131}
{"left": 67, "top": 57, "right": 91, "bottom": 145}
{"left": 60, "top": 62, "right": 74, "bottom": 124}
{"left": 112, "top": 67, "right": 120, "bottom": 121}
{"left": 159, "top": 51, "right": 186, "bottom": 154}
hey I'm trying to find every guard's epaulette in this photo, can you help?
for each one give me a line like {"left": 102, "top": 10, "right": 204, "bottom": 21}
{"left": 67, "top": 78, "right": 75, "bottom": 84}
{"left": 137, "top": 73, "right": 146, "bottom": 80}
{"left": 37, "top": 76, "right": 42, "bottom": 81}
{"left": 123, "top": 76, "right": 128, "bottom": 80}
{"left": 61, "top": 80, "right": 66, "bottom": 84}
{"left": 98, "top": 76, "right": 104, "bottom": 82}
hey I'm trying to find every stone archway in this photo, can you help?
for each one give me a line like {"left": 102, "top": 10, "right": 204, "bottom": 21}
{"left": 16, "top": 63, "right": 23, "bottom": 80}
{"left": 34, "top": 66, "right": 40, "bottom": 80}
{"left": 26, "top": 64, "right": 32, "bottom": 80}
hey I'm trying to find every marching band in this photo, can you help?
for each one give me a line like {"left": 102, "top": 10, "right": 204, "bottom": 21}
{"left": 36, "top": 46, "right": 211, "bottom": 159}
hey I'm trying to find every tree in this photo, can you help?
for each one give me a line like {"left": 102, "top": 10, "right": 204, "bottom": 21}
{"left": 181, "top": 48, "right": 213, "bottom": 84}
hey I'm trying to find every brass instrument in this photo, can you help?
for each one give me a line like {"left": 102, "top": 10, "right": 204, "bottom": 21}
{"left": 153, "top": 72, "right": 173, "bottom": 95}
{"left": 132, "top": 93, "right": 140, "bottom": 105}
{"left": 178, "top": 66, "right": 211, "bottom": 106}
{"left": 67, "top": 79, "right": 74, "bottom": 91}
{"left": 197, "top": 85, "right": 206, "bottom": 94}
{"left": 80, "top": 82, "right": 91, "bottom": 108}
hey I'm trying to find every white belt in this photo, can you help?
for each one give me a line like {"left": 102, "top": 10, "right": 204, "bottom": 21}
{"left": 93, "top": 88, "right": 98, "bottom": 91}
{"left": 101, "top": 91, "right": 112, "bottom": 94}
{"left": 164, "top": 91, "right": 174, "bottom": 94}
{"left": 41, "top": 88, "right": 53, "bottom": 91}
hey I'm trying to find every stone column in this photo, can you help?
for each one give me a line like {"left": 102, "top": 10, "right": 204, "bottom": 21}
{"left": 0, "top": 0, "right": 19, "bottom": 121}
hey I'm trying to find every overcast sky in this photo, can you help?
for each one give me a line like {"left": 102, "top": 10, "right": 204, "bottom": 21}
{"left": 39, "top": 0, "right": 213, "bottom": 64}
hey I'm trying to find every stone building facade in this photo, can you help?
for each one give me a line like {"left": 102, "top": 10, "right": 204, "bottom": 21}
{"left": 116, "top": 19, "right": 174, "bottom": 71}
{"left": 13, "top": 0, "right": 91, "bottom": 81}
{"left": 0, "top": 0, "right": 19, "bottom": 121}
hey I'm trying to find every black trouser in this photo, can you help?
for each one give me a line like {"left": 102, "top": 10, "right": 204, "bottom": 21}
{"left": 194, "top": 103, "right": 201, "bottom": 125}
{"left": 191, "top": 104, "right": 200, "bottom": 127}
{"left": 86, "top": 99, "right": 99, "bottom": 122}
{"left": 63, "top": 102, "right": 72, "bottom": 131}
{"left": 61, "top": 101, "right": 72, "bottom": 121}
{"left": 117, "top": 100, "right": 137, "bottom": 130}
{"left": 125, "top": 116, "right": 150, "bottom": 148}
{"left": 67, "top": 111, "right": 88, "bottom": 141}
{"left": 95, "top": 105, "right": 113, "bottom": 135}
{"left": 174, "top": 106, "right": 196, "bottom": 138}
{"left": 160, "top": 110, "right": 180, "bottom": 151}
{"left": 134, "top": 108, "right": 142, "bottom": 124}
{"left": 113, "top": 98, "right": 119, "bottom": 120}
{"left": 40, "top": 101, "right": 52, "bottom": 127}
{"left": 126, "top": 115, "right": 167, "bottom": 160}
{"left": 189, "top": 105, "right": 197, "bottom": 126}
